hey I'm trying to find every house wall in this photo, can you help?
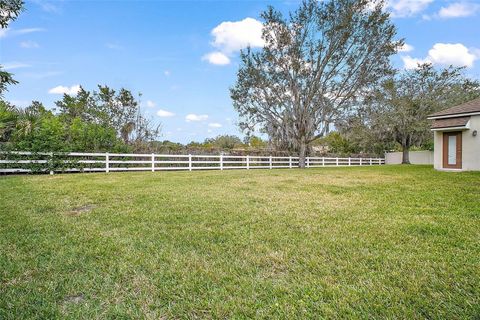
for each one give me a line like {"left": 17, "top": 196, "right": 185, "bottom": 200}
{"left": 462, "top": 115, "right": 480, "bottom": 170}
{"left": 433, "top": 130, "right": 443, "bottom": 170}
{"left": 385, "top": 151, "right": 433, "bottom": 165}
{"left": 433, "top": 115, "right": 480, "bottom": 171}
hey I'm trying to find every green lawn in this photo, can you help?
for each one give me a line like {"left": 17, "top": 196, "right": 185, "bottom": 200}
{"left": 1, "top": 166, "right": 479, "bottom": 319}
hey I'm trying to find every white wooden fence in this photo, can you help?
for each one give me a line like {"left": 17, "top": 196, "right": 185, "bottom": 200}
{"left": 0, "top": 151, "right": 385, "bottom": 174}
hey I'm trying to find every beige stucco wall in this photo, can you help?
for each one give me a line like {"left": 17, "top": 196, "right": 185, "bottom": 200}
{"left": 433, "top": 130, "right": 443, "bottom": 170}
{"left": 433, "top": 115, "right": 480, "bottom": 171}
{"left": 385, "top": 151, "right": 433, "bottom": 165}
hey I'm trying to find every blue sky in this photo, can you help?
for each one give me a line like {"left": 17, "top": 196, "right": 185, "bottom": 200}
{"left": 2, "top": 0, "right": 480, "bottom": 143}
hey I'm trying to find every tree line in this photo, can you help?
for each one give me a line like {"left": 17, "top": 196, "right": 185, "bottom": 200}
{"left": 0, "top": 86, "right": 161, "bottom": 153}
{"left": 0, "top": 87, "right": 272, "bottom": 154}
{"left": 2, "top": 0, "right": 480, "bottom": 165}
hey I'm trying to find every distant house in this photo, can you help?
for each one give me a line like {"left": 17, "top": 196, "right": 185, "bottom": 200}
{"left": 428, "top": 98, "right": 480, "bottom": 171}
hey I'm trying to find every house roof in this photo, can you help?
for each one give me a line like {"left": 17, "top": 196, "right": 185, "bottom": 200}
{"left": 428, "top": 98, "right": 480, "bottom": 118}
{"left": 431, "top": 116, "right": 470, "bottom": 130}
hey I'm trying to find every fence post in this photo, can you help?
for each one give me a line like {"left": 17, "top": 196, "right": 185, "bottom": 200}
{"left": 322, "top": 157, "right": 325, "bottom": 167}
{"left": 246, "top": 155, "right": 250, "bottom": 170}
{"left": 348, "top": 157, "right": 351, "bottom": 166}
{"left": 289, "top": 156, "right": 292, "bottom": 169}
{"left": 369, "top": 158, "right": 372, "bottom": 165}
{"left": 336, "top": 158, "right": 339, "bottom": 166}
{"left": 360, "top": 158, "right": 362, "bottom": 166}
{"left": 220, "top": 153, "right": 223, "bottom": 170}
{"left": 49, "top": 152, "right": 54, "bottom": 175}
{"left": 105, "top": 152, "right": 109, "bottom": 173}
{"left": 269, "top": 155, "right": 272, "bottom": 169}
{"left": 378, "top": 158, "right": 381, "bottom": 165}
{"left": 189, "top": 154, "right": 192, "bottom": 171}
{"left": 306, "top": 157, "right": 310, "bottom": 168}
{"left": 151, "top": 153, "right": 155, "bottom": 172}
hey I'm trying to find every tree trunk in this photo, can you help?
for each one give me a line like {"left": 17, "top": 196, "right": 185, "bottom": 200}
{"left": 401, "top": 146, "right": 410, "bottom": 164}
{"left": 298, "top": 141, "right": 306, "bottom": 168}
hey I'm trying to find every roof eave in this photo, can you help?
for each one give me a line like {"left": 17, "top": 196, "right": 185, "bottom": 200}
{"left": 427, "top": 111, "right": 480, "bottom": 120}
{"left": 431, "top": 120, "right": 471, "bottom": 131}
{"left": 431, "top": 126, "right": 469, "bottom": 131}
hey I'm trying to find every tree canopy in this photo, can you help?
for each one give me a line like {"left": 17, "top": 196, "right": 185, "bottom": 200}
{"left": 1, "top": 86, "right": 160, "bottom": 152}
{"left": 338, "top": 63, "right": 480, "bottom": 163}
{"left": 0, "top": 0, "right": 24, "bottom": 96}
{"left": 231, "top": 0, "right": 400, "bottom": 167}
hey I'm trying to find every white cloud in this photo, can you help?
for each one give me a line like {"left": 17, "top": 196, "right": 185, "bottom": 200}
{"left": 428, "top": 43, "right": 476, "bottom": 67}
{"left": 48, "top": 85, "right": 81, "bottom": 95}
{"left": 438, "top": 2, "right": 480, "bottom": 18}
{"left": 387, "top": 0, "right": 433, "bottom": 17}
{"left": 0, "top": 27, "right": 45, "bottom": 39}
{"left": 401, "top": 56, "right": 427, "bottom": 69}
{"left": 186, "top": 114, "right": 208, "bottom": 122}
{"left": 208, "top": 122, "right": 222, "bottom": 128}
{"left": 202, "top": 52, "right": 231, "bottom": 65}
{"left": 203, "top": 17, "right": 264, "bottom": 65}
{"left": 146, "top": 100, "right": 156, "bottom": 108}
{"left": 3, "top": 62, "right": 30, "bottom": 70}
{"left": 16, "top": 28, "right": 46, "bottom": 35}
{"left": 211, "top": 17, "right": 264, "bottom": 53}
{"left": 398, "top": 43, "right": 414, "bottom": 52}
{"left": 20, "top": 40, "right": 39, "bottom": 48}
{"left": 156, "top": 109, "right": 175, "bottom": 117}
{"left": 402, "top": 43, "right": 477, "bottom": 69}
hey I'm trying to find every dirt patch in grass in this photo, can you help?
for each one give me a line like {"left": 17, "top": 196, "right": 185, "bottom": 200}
{"left": 60, "top": 294, "right": 86, "bottom": 315}
{"left": 62, "top": 294, "right": 85, "bottom": 304}
{"left": 67, "top": 204, "right": 96, "bottom": 216}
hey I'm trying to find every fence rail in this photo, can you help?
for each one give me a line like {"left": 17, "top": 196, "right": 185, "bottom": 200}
{"left": 0, "top": 151, "right": 385, "bottom": 174}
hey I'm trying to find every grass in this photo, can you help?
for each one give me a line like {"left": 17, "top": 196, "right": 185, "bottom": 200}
{"left": 1, "top": 165, "right": 479, "bottom": 319}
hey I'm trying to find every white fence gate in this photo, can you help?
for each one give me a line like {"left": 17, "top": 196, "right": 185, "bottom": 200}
{"left": 0, "top": 151, "right": 385, "bottom": 174}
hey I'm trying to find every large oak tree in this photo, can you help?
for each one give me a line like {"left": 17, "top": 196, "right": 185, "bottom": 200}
{"left": 231, "top": 0, "right": 399, "bottom": 167}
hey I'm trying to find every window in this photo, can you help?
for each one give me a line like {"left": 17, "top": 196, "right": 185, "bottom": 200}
{"left": 448, "top": 135, "right": 456, "bottom": 165}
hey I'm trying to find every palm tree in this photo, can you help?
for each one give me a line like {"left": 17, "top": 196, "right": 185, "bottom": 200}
{"left": 120, "top": 121, "right": 135, "bottom": 144}
{"left": 0, "top": 101, "right": 18, "bottom": 142}
{"left": 14, "top": 104, "right": 43, "bottom": 139}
